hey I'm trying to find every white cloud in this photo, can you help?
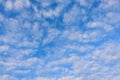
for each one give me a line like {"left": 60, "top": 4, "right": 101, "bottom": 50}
{"left": 76, "top": 0, "right": 88, "bottom": 7}
{"left": 13, "top": 0, "right": 30, "bottom": 10}
{"left": 63, "top": 5, "right": 83, "bottom": 25}
{"left": 99, "top": 0, "right": 120, "bottom": 10}
{"left": 5, "top": 0, "right": 13, "bottom": 10}
{"left": 66, "top": 29, "right": 105, "bottom": 43}
{"left": 58, "top": 76, "right": 83, "bottom": 80}
{"left": 23, "top": 21, "right": 32, "bottom": 28}
{"left": 87, "top": 21, "right": 113, "bottom": 31}
{"left": 35, "top": 77, "right": 56, "bottom": 80}
{"left": 0, "top": 13, "right": 4, "bottom": 22}
{"left": 0, "top": 45, "right": 9, "bottom": 52}
{"left": 43, "top": 40, "right": 120, "bottom": 79}
{"left": 41, "top": 5, "right": 63, "bottom": 18}
{"left": 0, "top": 0, "right": 120, "bottom": 80}
{"left": 0, "top": 75, "right": 18, "bottom": 80}
{"left": 63, "top": 44, "right": 94, "bottom": 53}
{"left": 92, "top": 41, "right": 120, "bottom": 63}
{"left": 4, "top": 0, "right": 31, "bottom": 11}
{"left": 42, "top": 28, "right": 60, "bottom": 45}
{"left": 106, "top": 12, "right": 120, "bottom": 24}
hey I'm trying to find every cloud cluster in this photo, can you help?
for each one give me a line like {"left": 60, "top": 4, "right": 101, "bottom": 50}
{"left": 0, "top": 0, "right": 120, "bottom": 80}
{"left": 5, "top": 0, "right": 30, "bottom": 11}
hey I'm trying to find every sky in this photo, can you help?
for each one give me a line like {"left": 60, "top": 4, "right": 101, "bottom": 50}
{"left": 0, "top": 0, "right": 120, "bottom": 80}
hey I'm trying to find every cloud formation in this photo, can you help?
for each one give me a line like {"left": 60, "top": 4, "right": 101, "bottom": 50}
{"left": 0, "top": 0, "right": 120, "bottom": 80}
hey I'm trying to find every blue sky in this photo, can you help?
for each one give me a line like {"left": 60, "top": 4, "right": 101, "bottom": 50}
{"left": 0, "top": 0, "right": 120, "bottom": 80}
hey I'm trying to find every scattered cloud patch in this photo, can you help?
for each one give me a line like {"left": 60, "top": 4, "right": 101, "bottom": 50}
{"left": 0, "top": 0, "right": 120, "bottom": 80}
